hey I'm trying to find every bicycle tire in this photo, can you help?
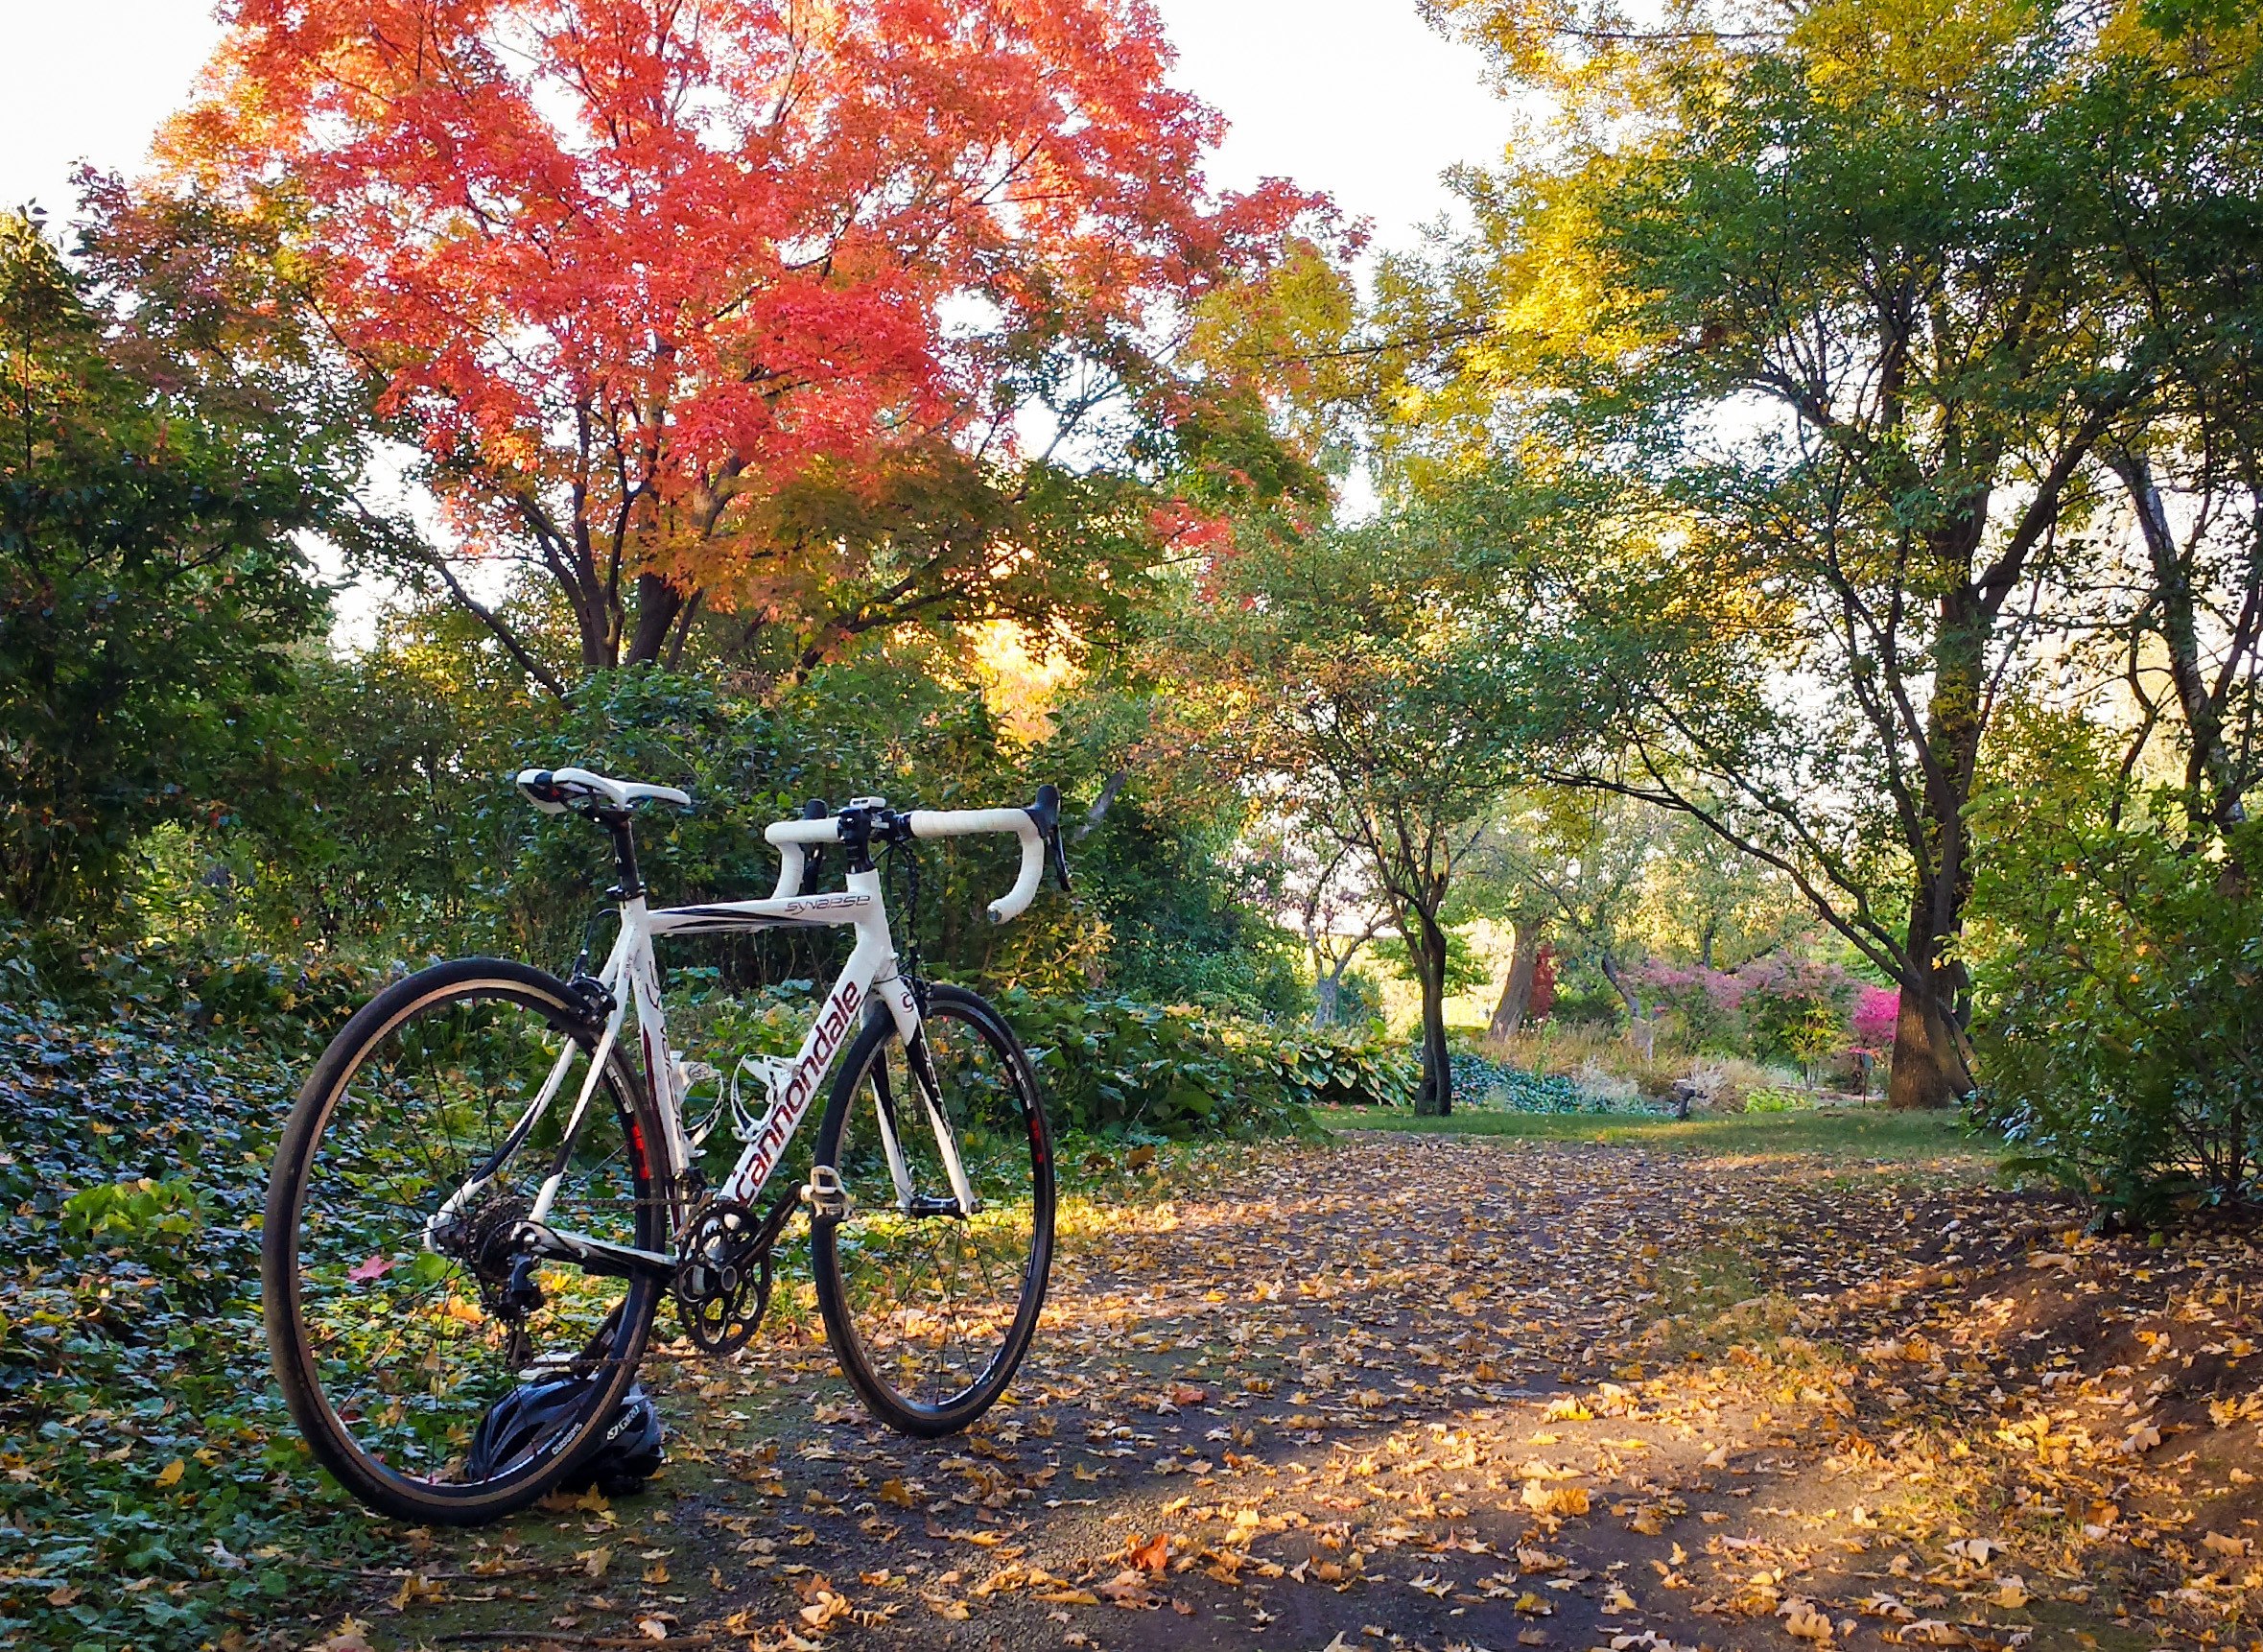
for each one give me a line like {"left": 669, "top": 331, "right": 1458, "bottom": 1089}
{"left": 263, "top": 957, "right": 669, "bottom": 1524}
{"left": 811, "top": 983, "right": 1054, "bottom": 1436}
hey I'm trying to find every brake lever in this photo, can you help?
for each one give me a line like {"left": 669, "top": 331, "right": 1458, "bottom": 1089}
{"left": 1047, "top": 822, "right": 1073, "bottom": 893}
{"left": 1029, "top": 783, "right": 1073, "bottom": 894}
{"left": 794, "top": 796, "right": 830, "bottom": 897}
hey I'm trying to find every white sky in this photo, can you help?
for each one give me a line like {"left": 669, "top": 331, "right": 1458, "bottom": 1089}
{"left": 0, "top": 0, "right": 1511, "bottom": 258}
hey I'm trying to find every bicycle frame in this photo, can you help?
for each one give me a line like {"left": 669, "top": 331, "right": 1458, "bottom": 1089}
{"left": 425, "top": 863, "right": 971, "bottom": 1287}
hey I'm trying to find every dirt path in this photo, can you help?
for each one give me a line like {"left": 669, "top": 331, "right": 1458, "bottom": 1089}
{"left": 331, "top": 1130, "right": 2263, "bottom": 1652}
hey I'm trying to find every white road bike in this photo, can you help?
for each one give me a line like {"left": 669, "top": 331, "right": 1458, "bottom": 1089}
{"left": 261, "top": 772, "right": 1069, "bottom": 1523}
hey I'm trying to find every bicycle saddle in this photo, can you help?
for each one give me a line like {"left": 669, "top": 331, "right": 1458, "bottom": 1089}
{"left": 516, "top": 767, "right": 692, "bottom": 814}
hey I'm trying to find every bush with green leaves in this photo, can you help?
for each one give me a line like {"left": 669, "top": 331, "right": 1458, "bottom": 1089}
{"left": 125, "top": 648, "right": 1300, "bottom": 1022}
{"left": 1741, "top": 1085, "right": 1816, "bottom": 1115}
{"left": 1, "top": 209, "right": 341, "bottom": 926}
{"left": 1002, "top": 990, "right": 1413, "bottom": 1139}
{"left": 1442, "top": 1049, "right": 1643, "bottom": 1113}
{"left": 1737, "top": 957, "right": 1852, "bottom": 1076}
{"left": 1968, "top": 750, "right": 2263, "bottom": 1219}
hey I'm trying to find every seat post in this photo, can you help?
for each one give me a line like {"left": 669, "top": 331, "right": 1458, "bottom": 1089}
{"left": 596, "top": 811, "right": 644, "bottom": 901}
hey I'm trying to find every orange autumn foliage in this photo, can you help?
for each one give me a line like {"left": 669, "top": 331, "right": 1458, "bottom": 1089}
{"left": 166, "top": 0, "right": 1336, "bottom": 673}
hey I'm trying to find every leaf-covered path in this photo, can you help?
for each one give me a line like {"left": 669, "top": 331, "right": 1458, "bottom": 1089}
{"left": 341, "top": 1128, "right": 2263, "bottom": 1652}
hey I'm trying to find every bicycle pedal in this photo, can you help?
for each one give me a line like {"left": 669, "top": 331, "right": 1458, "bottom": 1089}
{"left": 802, "top": 1165, "right": 852, "bottom": 1219}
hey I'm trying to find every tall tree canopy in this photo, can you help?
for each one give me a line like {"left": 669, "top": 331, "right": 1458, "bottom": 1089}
{"left": 1351, "top": 0, "right": 2263, "bottom": 1106}
{"left": 168, "top": 0, "right": 1345, "bottom": 686}
{"left": 0, "top": 202, "right": 346, "bottom": 921}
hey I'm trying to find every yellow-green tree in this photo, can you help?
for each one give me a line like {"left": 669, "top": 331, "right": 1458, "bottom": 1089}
{"left": 1357, "top": 0, "right": 2263, "bottom": 1106}
{"left": 1167, "top": 518, "right": 1523, "bottom": 1113}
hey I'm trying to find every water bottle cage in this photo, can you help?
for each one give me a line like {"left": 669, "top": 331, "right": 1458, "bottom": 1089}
{"left": 729, "top": 1053, "right": 797, "bottom": 1145}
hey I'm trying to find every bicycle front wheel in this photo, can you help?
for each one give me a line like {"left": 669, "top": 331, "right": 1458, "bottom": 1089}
{"left": 262, "top": 958, "right": 668, "bottom": 1523}
{"left": 812, "top": 984, "right": 1054, "bottom": 1436}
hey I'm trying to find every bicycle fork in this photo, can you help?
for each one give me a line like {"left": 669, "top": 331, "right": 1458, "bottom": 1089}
{"left": 860, "top": 1020, "right": 981, "bottom": 1218}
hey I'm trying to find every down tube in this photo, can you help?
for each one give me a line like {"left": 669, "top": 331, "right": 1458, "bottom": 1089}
{"left": 718, "top": 932, "right": 891, "bottom": 1204}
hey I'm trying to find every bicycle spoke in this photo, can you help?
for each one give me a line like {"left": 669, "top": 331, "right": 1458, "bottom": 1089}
{"left": 276, "top": 976, "right": 659, "bottom": 1509}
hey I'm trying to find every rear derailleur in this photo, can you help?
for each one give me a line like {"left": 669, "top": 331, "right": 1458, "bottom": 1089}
{"left": 672, "top": 1194, "right": 798, "bottom": 1356}
{"left": 431, "top": 1191, "right": 550, "bottom": 1367}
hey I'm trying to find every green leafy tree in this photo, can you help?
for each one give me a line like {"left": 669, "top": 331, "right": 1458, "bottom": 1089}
{"left": 1361, "top": 0, "right": 2249, "bottom": 1106}
{"left": 1239, "top": 813, "right": 1396, "bottom": 1027}
{"left": 1170, "top": 514, "right": 1521, "bottom": 1112}
{"left": 1442, "top": 812, "right": 1557, "bottom": 1039}
{"left": 1450, "top": 788, "right": 1677, "bottom": 1045}
{"left": 0, "top": 203, "right": 350, "bottom": 925}
{"left": 2080, "top": 12, "right": 2263, "bottom": 839}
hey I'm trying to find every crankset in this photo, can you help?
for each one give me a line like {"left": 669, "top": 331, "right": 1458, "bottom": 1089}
{"left": 672, "top": 1194, "right": 797, "bottom": 1356}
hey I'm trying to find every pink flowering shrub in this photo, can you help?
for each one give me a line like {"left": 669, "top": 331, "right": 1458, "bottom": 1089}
{"left": 1850, "top": 985, "right": 1898, "bottom": 1053}
{"left": 1630, "top": 955, "right": 1875, "bottom": 1074}
{"left": 1633, "top": 961, "right": 1749, "bottom": 1050}
{"left": 1634, "top": 961, "right": 1748, "bottom": 1011}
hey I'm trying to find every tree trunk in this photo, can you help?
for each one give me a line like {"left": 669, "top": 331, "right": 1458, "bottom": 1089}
{"left": 1886, "top": 522, "right": 1991, "bottom": 1109}
{"left": 2112, "top": 448, "right": 2247, "bottom": 829}
{"left": 1597, "top": 950, "right": 1643, "bottom": 1025}
{"left": 624, "top": 573, "right": 686, "bottom": 668}
{"left": 1488, "top": 916, "right": 1545, "bottom": 1040}
{"left": 1408, "top": 909, "right": 1453, "bottom": 1117}
{"left": 1597, "top": 951, "right": 1656, "bottom": 1061}
{"left": 556, "top": 555, "right": 615, "bottom": 675}
{"left": 1886, "top": 908, "right": 1974, "bottom": 1109}
{"left": 1312, "top": 970, "right": 1341, "bottom": 1027}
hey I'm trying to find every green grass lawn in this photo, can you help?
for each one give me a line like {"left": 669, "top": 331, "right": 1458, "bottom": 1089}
{"left": 1317, "top": 1102, "right": 1999, "bottom": 1165}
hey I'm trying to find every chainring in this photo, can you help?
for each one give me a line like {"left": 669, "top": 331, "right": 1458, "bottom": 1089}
{"left": 672, "top": 1196, "right": 794, "bottom": 1356}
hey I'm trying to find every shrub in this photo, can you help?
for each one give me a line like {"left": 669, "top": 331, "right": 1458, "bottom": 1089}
{"left": 1968, "top": 782, "right": 2263, "bottom": 1221}
{"left": 1001, "top": 990, "right": 1413, "bottom": 1138}
{"left": 1738, "top": 956, "right": 1851, "bottom": 1075}
{"left": 1679, "top": 1056, "right": 1781, "bottom": 1113}
{"left": 1634, "top": 961, "right": 1749, "bottom": 1052}
{"left": 0, "top": 921, "right": 394, "bottom": 1045}
{"left": 1850, "top": 985, "right": 1898, "bottom": 1054}
{"left": 1447, "top": 1047, "right": 1643, "bottom": 1113}
{"left": 1548, "top": 969, "right": 1628, "bottom": 1028}
{"left": 1478, "top": 1023, "right": 1713, "bottom": 1104}
{"left": 1742, "top": 1085, "right": 1815, "bottom": 1114}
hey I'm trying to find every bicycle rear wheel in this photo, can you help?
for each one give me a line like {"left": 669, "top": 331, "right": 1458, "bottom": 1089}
{"left": 262, "top": 958, "right": 668, "bottom": 1523}
{"left": 811, "top": 984, "right": 1053, "bottom": 1436}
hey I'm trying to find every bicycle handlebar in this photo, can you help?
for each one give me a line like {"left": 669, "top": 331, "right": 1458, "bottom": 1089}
{"left": 909, "top": 803, "right": 1046, "bottom": 923}
{"left": 763, "top": 786, "right": 1071, "bottom": 923}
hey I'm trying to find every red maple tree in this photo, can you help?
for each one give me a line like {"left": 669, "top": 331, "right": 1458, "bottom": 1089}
{"left": 166, "top": 0, "right": 1339, "bottom": 687}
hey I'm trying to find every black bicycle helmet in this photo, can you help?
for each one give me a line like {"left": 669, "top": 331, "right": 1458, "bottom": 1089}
{"left": 464, "top": 1378, "right": 665, "bottom": 1496}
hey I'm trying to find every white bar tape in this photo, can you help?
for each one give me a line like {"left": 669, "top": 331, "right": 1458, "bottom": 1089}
{"left": 907, "top": 808, "right": 1047, "bottom": 923}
